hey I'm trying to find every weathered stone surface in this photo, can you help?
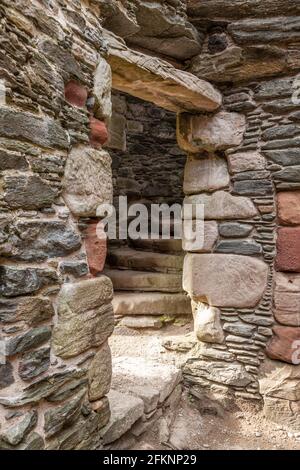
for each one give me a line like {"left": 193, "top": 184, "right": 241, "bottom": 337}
{"left": 218, "top": 222, "right": 253, "bottom": 238}
{"left": 101, "top": 0, "right": 139, "bottom": 38}
{"left": 63, "top": 145, "right": 113, "bottom": 217}
{"left": 9, "top": 219, "right": 81, "bottom": 262}
{"left": 44, "top": 391, "right": 85, "bottom": 438}
{"left": 193, "top": 303, "right": 224, "bottom": 344}
{"left": 6, "top": 326, "right": 52, "bottom": 356}
{"left": 274, "top": 166, "right": 300, "bottom": 186}
{"left": 88, "top": 342, "right": 112, "bottom": 402}
{"left": 89, "top": 117, "right": 109, "bottom": 148}
{"left": 195, "top": 343, "right": 235, "bottom": 362}
{"left": 184, "top": 190, "right": 257, "bottom": 220}
{"left": 108, "top": 247, "right": 183, "bottom": 273}
{"left": 263, "top": 148, "right": 300, "bottom": 166}
{"left": 233, "top": 179, "right": 273, "bottom": 196}
{"left": 59, "top": 260, "right": 88, "bottom": 278}
{"left": 106, "top": 111, "right": 127, "bottom": 151}
{"left": 183, "top": 154, "right": 229, "bottom": 194}
{"left": 127, "top": 1, "right": 201, "bottom": 61}
{"left": 53, "top": 277, "right": 114, "bottom": 358}
{"left": 93, "top": 57, "right": 112, "bottom": 120}
{"left": 263, "top": 397, "right": 300, "bottom": 431}
{"left": 182, "top": 220, "right": 218, "bottom": 252}
{"left": 183, "top": 254, "right": 268, "bottom": 308}
{"left": 184, "top": 359, "right": 253, "bottom": 387}
{"left": 274, "top": 272, "right": 300, "bottom": 326}
{"left": 0, "top": 149, "right": 28, "bottom": 171}
{"left": 266, "top": 326, "right": 300, "bottom": 364}
{"left": 276, "top": 227, "right": 300, "bottom": 272}
{"left": 255, "top": 77, "right": 294, "bottom": 100}
{"left": 278, "top": 191, "right": 300, "bottom": 225}
{"left": 260, "top": 360, "right": 300, "bottom": 401}
{"left": 229, "top": 17, "right": 300, "bottom": 45}
{"left": 223, "top": 323, "right": 256, "bottom": 338}
{"left": 0, "top": 369, "right": 86, "bottom": 407}
{"left": 0, "top": 108, "right": 68, "bottom": 149}
{"left": 262, "top": 124, "right": 300, "bottom": 142}
{"left": 178, "top": 111, "right": 245, "bottom": 153}
{"left": 216, "top": 240, "right": 262, "bottom": 256}
{"left": 101, "top": 389, "right": 144, "bottom": 444}
{"left": 19, "top": 347, "right": 50, "bottom": 381}
{"left": 120, "top": 316, "right": 163, "bottom": 329}
{"left": 0, "top": 266, "right": 58, "bottom": 297}
{"left": 64, "top": 81, "right": 87, "bottom": 108}
{"left": 0, "top": 362, "right": 14, "bottom": 390}
{"left": 84, "top": 222, "right": 107, "bottom": 276}
{"left": 0, "top": 296, "right": 54, "bottom": 325}
{"left": 19, "top": 432, "right": 45, "bottom": 450}
{"left": 112, "top": 292, "right": 192, "bottom": 316}
{"left": 227, "top": 151, "right": 266, "bottom": 173}
{"left": 106, "top": 268, "right": 182, "bottom": 292}
{"left": 2, "top": 174, "right": 57, "bottom": 210}
{"left": 0, "top": 410, "right": 37, "bottom": 446}
{"left": 105, "top": 30, "right": 221, "bottom": 113}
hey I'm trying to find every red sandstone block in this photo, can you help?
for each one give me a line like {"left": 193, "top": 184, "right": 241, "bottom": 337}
{"left": 276, "top": 227, "right": 300, "bottom": 272}
{"left": 65, "top": 81, "right": 88, "bottom": 108}
{"left": 84, "top": 221, "right": 107, "bottom": 276}
{"left": 89, "top": 117, "right": 108, "bottom": 148}
{"left": 278, "top": 191, "right": 300, "bottom": 225}
{"left": 266, "top": 325, "right": 300, "bottom": 364}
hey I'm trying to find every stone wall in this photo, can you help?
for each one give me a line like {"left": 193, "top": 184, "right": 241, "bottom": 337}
{"left": 0, "top": 0, "right": 114, "bottom": 449}
{"left": 109, "top": 92, "right": 186, "bottom": 206}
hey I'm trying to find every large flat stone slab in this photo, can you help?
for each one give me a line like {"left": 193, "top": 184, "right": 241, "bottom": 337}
{"left": 184, "top": 155, "right": 229, "bottom": 194}
{"left": 266, "top": 326, "right": 300, "bottom": 364}
{"left": 260, "top": 359, "right": 300, "bottom": 402}
{"left": 274, "top": 272, "right": 300, "bottom": 326}
{"left": 112, "top": 292, "right": 191, "bottom": 316}
{"left": 105, "top": 269, "right": 183, "bottom": 292}
{"left": 183, "top": 254, "right": 269, "bottom": 308}
{"left": 104, "top": 30, "right": 221, "bottom": 113}
{"left": 108, "top": 248, "right": 183, "bottom": 273}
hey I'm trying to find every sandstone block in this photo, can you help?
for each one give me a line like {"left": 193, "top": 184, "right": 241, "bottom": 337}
{"left": 112, "top": 292, "right": 191, "bottom": 316}
{"left": 120, "top": 316, "right": 163, "bottom": 329}
{"left": 276, "top": 227, "right": 300, "bottom": 272}
{"left": 266, "top": 326, "right": 300, "bottom": 364}
{"left": 63, "top": 145, "right": 113, "bottom": 217}
{"left": 89, "top": 117, "right": 109, "bottom": 148}
{"left": 227, "top": 151, "right": 266, "bottom": 173}
{"left": 193, "top": 302, "right": 224, "bottom": 343}
{"left": 184, "top": 190, "right": 257, "bottom": 220}
{"left": 183, "top": 154, "right": 229, "bottom": 194}
{"left": 84, "top": 222, "right": 107, "bottom": 276}
{"left": 177, "top": 111, "right": 246, "bottom": 153}
{"left": 64, "top": 81, "right": 87, "bottom": 108}
{"left": 183, "top": 253, "right": 268, "bottom": 308}
{"left": 93, "top": 57, "right": 112, "bottom": 120}
{"left": 184, "top": 359, "right": 253, "bottom": 387}
{"left": 88, "top": 342, "right": 112, "bottom": 402}
{"left": 182, "top": 220, "right": 218, "bottom": 252}
{"left": 53, "top": 277, "right": 114, "bottom": 358}
{"left": 260, "top": 359, "right": 300, "bottom": 401}
{"left": 274, "top": 272, "right": 300, "bottom": 326}
{"left": 278, "top": 191, "right": 300, "bottom": 225}
{"left": 106, "top": 269, "right": 182, "bottom": 292}
{"left": 263, "top": 396, "right": 300, "bottom": 431}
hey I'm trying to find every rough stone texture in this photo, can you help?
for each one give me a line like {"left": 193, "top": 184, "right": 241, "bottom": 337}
{"left": 184, "top": 191, "right": 257, "bottom": 220}
{"left": 184, "top": 359, "right": 253, "bottom": 387}
{"left": 0, "top": 362, "right": 14, "bottom": 390}
{"left": 108, "top": 247, "right": 183, "bottom": 273}
{"left": 0, "top": 411, "right": 37, "bottom": 446}
{"left": 218, "top": 222, "right": 253, "bottom": 238}
{"left": 216, "top": 240, "right": 262, "bottom": 256}
{"left": 184, "top": 154, "right": 229, "bottom": 194}
{"left": 64, "top": 81, "right": 87, "bottom": 108}
{"left": 276, "top": 227, "right": 300, "bottom": 272}
{"left": 53, "top": 277, "right": 114, "bottom": 358}
{"left": 84, "top": 221, "right": 107, "bottom": 275}
{"left": 101, "top": 389, "right": 144, "bottom": 444}
{"left": 263, "top": 397, "right": 300, "bottom": 431}
{"left": 0, "top": 266, "right": 58, "bottom": 298}
{"left": 260, "top": 360, "right": 300, "bottom": 401}
{"left": 88, "top": 342, "right": 112, "bottom": 401}
{"left": 112, "top": 292, "right": 192, "bottom": 316}
{"left": 106, "top": 268, "right": 182, "bottom": 292}
{"left": 104, "top": 30, "right": 221, "bottom": 113}
{"left": 277, "top": 191, "right": 300, "bottom": 225}
{"left": 0, "top": 296, "right": 54, "bottom": 326}
{"left": 89, "top": 117, "right": 109, "bottom": 148}
{"left": 63, "top": 145, "right": 113, "bottom": 217}
{"left": 183, "top": 254, "right": 269, "bottom": 308}
{"left": 6, "top": 326, "right": 52, "bottom": 356}
{"left": 193, "top": 303, "right": 224, "bottom": 344}
{"left": 177, "top": 112, "right": 246, "bottom": 153}
{"left": 120, "top": 316, "right": 163, "bottom": 329}
{"left": 266, "top": 326, "right": 300, "bottom": 364}
{"left": 227, "top": 151, "right": 266, "bottom": 173}
{"left": 274, "top": 272, "right": 300, "bottom": 326}
{"left": 93, "top": 57, "right": 112, "bottom": 120}
{"left": 44, "top": 391, "right": 85, "bottom": 438}
{"left": 182, "top": 220, "right": 218, "bottom": 252}
{"left": 2, "top": 174, "right": 57, "bottom": 210}
{"left": 19, "top": 347, "right": 51, "bottom": 381}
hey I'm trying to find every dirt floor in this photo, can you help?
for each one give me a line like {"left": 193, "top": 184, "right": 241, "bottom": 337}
{"left": 132, "top": 392, "right": 300, "bottom": 450}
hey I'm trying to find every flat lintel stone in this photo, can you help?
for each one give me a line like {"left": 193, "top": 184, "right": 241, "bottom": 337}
{"left": 104, "top": 30, "right": 221, "bottom": 113}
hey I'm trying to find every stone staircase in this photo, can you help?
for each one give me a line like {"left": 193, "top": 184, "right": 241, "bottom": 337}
{"left": 106, "top": 238, "right": 192, "bottom": 329}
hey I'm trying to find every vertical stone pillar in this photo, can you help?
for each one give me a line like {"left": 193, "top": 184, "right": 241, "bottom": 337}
{"left": 177, "top": 110, "right": 271, "bottom": 405}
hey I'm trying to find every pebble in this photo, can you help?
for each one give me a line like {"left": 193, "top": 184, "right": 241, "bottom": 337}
{"left": 255, "top": 432, "right": 262, "bottom": 437}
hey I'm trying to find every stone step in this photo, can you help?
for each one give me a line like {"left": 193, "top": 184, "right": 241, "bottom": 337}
{"left": 129, "top": 238, "right": 183, "bottom": 253}
{"left": 107, "top": 247, "right": 184, "bottom": 273}
{"left": 112, "top": 292, "right": 192, "bottom": 316}
{"left": 105, "top": 269, "right": 183, "bottom": 292}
